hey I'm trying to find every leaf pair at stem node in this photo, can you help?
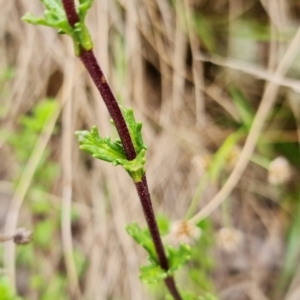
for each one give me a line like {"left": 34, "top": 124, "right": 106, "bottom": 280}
{"left": 76, "top": 106, "right": 147, "bottom": 182}
{"left": 22, "top": 0, "right": 94, "bottom": 55}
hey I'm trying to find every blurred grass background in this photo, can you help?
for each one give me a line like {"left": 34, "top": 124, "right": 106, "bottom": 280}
{"left": 1, "top": 0, "right": 300, "bottom": 299}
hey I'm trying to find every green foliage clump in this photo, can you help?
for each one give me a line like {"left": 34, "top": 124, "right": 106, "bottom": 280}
{"left": 126, "top": 217, "right": 216, "bottom": 299}
{"left": 0, "top": 277, "right": 23, "bottom": 300}
{"left": 22, "top": 0, "right": 94, "bottom": 55}
{"left": 76, "top": 105, "right": 147, "bottom": 182}
{"left": 4, "top": 99, "right": 75, "bottom": 299}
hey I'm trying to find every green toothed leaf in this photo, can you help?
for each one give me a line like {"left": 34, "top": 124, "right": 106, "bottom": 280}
{"left": 22, "top": 0, "right": 93, "bottom": 56}
{"left": 139, "top": 264, "right": 167, "bottom": 283}
{"left": 166, "top": 243, "right": 191, "bottom": 274}
{"left": 76, "top": 126, "right": 126, "bottom": 164}
{"left": 76, "top": 118, "right": 147, "bottom": 182}
{"left": 119, "top": 105, "right": 147, "bottom": 154}
{"left": 126, "top": 221, "right": 192, "bottom": 284}
{"left": 136, "top": 242, "right": 191, "bottom": 283}
{"left": 74, "top": 22, "right": 93, "bottom": 53}
{"left": 78, "top": 0, "right": 94, "bottom": 20}
{"left": 125, "top": 222, "right": 157, "bottom": 262}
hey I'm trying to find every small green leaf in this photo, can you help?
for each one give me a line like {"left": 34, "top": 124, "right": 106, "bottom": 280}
{"left": 116, "top": 148, "right": 146, "bottom": 182}
{"left": 126, "top": 222, "right": 192, "bottom": 284}
{"left": 22, "top": 0, "right": 93, "bottom": 56}
{"left": 74, "top": 23, "right": 93, "bottom": 51}
{"left": 78, "top": 0, "right": 94, "bottom": 19}
{"left": 139, "top": 264, "right": 167, "bottom": 283}
{"left": 166, "top": 243, "right": 191, "bottom": 275}
{"left": 119, "top": 106, "right": 147, "bottom": 154}
{"left": 22, "top": 10, "right": 72, "bottom": 35}
{"left": 41, "top": 0, "right": 65, "bottom": 17}
{"left": 157, "top": 214, "right": 170, "bottom": 236}
{"left": 76, "top": 126, "right": 126, "bottom": 164}
{"left": 74, "top": 103, "right": 147, "bottom": 181}
{"left": 125, "top": 222, "right": 157, "bottom": 262}
{"left": 22, "top": 13, "right": 45, "bottom": 25}
{"left": 76, "top": 120, "right": 147, "bottom": 182}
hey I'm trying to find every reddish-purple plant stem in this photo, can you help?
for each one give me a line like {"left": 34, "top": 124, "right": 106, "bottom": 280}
{"left": 80, "top": 51, "right": 182, "bottom": 300}
{"left": 136, "top": 175, "right": 182, "bottom": 300}
{"left": 165, "top": 277, "right": 182, "bottom": 300}
{"left": 79, "top": 50, "right": 136, "bottom": 160}
{"left": 61, "top": 1, "right": 182, "bottom": 299}
{"left": 62, "top": 0, "right": 135, "bottom": 160}
{"left": 61, "top": 0, "right": 79, "bottom": 26}
{"left": 81, "top": 50, "right": 182, "bottom": 300}
{"left": 135, "top": 175, "right": 169, "bottom": 270}
{"left": 79, "top": 50, "right": 181, "bottom": 300}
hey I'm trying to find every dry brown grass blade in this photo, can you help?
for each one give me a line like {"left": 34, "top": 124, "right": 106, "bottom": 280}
{"left": 190, "top": 25, "right": 300, "bottom": 225}
{"left": 172, "top": 1, "right": 187, "bottom": 112}
{"left": 197, "top": 53, "right": 300, "bottom": 93}
{"left": 61, "top": 56, "right": 82, "bottom": 298}
{"left": 183, "top": 0, "right": 206, "bottom": 128}
{"left": 284, "top": 263, "right": 300, "bottom": 300}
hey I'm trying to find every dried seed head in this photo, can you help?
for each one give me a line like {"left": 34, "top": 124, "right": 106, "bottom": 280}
{"left": 13, "top": 228, "right": 32, "bottom": 245}
{"left": 192, "top": 154, "right": 211, "bottom": 174}
{"left": 166, "top": 220, "right": 201, "bottom": 245}
{"left": 268, "top": 156, "right": 292, "bottom": 185}
{"left": 216, "top": 227, "right": 243, "bottom": 253}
